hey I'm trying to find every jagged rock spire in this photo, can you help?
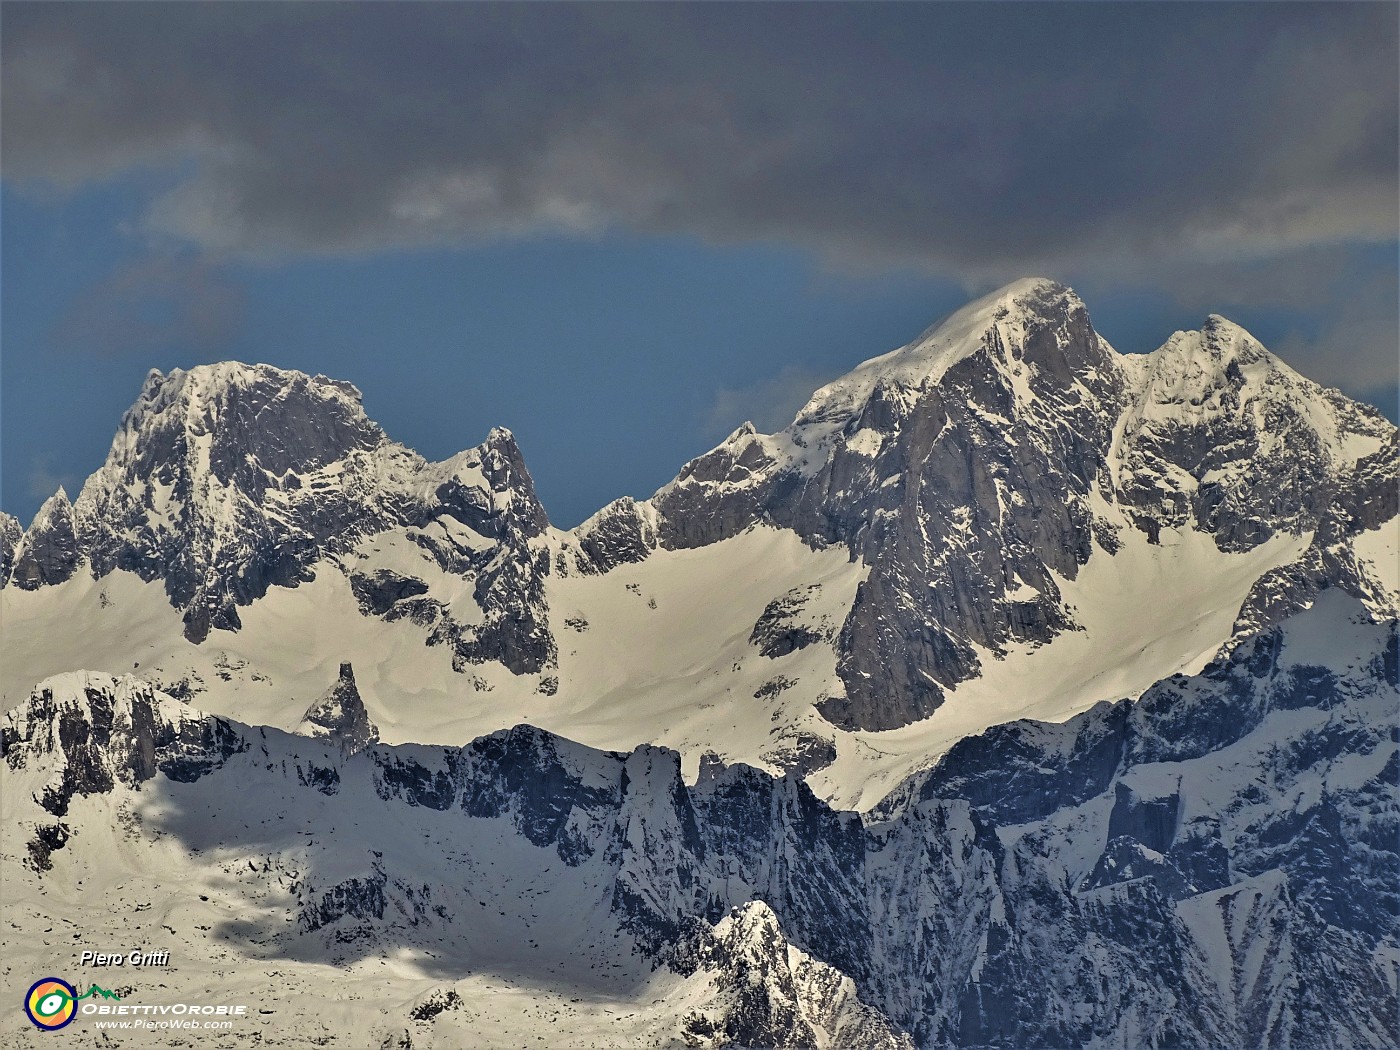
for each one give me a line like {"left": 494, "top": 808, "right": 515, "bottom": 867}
{"left": 297, "top": 662, "right": 379, "bottom": 756}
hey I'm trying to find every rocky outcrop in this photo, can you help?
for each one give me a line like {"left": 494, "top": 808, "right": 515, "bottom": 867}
{"left": 350, "top": 570, "right": 429, "bottom": 617}
{"left": 683, "top": 902, "right": 913, "bottom": 1050}
{"left": 760, "top": 732, "right": 838, "bottom": 778}
{"left": 11, "top": 489, "right": 81, "bottom": 590}
{"left": 1113, "top": 317, "right": 1394, "bottom": 551}
{"left": 564, "top": 496, "right": 658, "bottom": 574}
{"left": 749, "top": 585, "right": 830, "bottom": 659}
{"left": 0, "top": 672, "right": 246, "bottom": 818}
{"left": 1226, "top": 432, "right": 1400, "bottom": 649}
{"left": 0, "top": 511, "right": 23, "bottom": 590}
{"left": 297, "top": 662, "right": 379, "bottom": 755}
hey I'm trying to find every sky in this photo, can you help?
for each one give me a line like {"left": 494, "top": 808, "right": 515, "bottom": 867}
{"left": 2, "top": 2, "right": 1396, "bottom": 528}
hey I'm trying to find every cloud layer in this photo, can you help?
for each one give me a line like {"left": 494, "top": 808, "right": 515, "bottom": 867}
{"left": 4, "top": 3, "right": 1395, "bottom": 277}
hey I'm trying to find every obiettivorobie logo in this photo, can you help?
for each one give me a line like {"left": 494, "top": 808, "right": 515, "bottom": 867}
{"left": 23, "top": 978, "right": 120, "bottom": 1031}
{"left": 22, "top": 975, "right": 249, "bottom": 1033}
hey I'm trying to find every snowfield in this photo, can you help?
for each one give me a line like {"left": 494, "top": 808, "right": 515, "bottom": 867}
{"left": 0, "top": 512, "right": 1331, "bottom": 811}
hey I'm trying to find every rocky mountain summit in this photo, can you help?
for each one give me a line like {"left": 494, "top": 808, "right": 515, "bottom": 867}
{"left": 646, "top": 281, "right": 1394, "bottom": 729}
{"left": 4, "top": 363, "right": 551, "bottom": 662}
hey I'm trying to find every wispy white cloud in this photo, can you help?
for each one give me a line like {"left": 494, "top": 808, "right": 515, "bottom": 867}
{"left": 51, "top": 251, "right": 245, "bottom": 357}
{"left": 706, "top": 365, "right": 839, "bottom": 440}
{"left": 25, "top": 454, "right": 78, "bottom": 506}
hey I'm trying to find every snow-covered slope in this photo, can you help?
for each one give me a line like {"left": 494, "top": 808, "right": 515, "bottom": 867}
{"left": 3, "top": 593, "right": 1394, "bottom": 1048}
{"left": 2, "top": 280, "right": 1395, "bottom": 814}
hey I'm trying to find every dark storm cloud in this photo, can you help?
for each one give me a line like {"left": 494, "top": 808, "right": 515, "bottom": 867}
{"left": 3, "top": 2, "right": 1395, "bottom": 275}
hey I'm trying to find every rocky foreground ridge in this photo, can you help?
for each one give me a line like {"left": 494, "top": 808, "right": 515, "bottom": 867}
{"left": 3, "top": 590, "right": 1395, "bottom": 1048}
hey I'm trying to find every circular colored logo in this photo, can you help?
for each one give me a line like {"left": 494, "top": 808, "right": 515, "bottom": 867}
{"left": 24, "top": 978, "right": 77, "bottom": 1031}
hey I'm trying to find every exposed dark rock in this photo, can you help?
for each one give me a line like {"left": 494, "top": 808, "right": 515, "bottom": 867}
{"left": 1081, "top": 837, "right": 1194, "bottom": 899}
{"left": 750, "top": 586, "right": 828, "bottom": 658}
{"left": 0, "top": 512, "right": 22, "bottom": 590}
{"left": 298, "top": 662, "right": 379, "bottom": 755}
{"left": 1106, "top": 783, "right": 1180, "bottom": 855}
{"left": 1, "top": 676, "right": 246, "bottom": 812}
{"left": 1226, "top": 436, "right": 1400, "bottom": 648}
{"left": 300, "top": 865, "right": 388, "bottom": 932}
{"left": 753, "top": 676, "right": 796, "bottom": 701}
{"left": 350, "top": 570, "right": 429, "bottom": 617}
{"left": 905, "top": 698, "right": 1130, "bottom": 824}
{"left": 570, "top": 497, "right": 657, "bottom": 574}
{"left": 26, "top": 822, "right": 70, "bottom": 872}
{"left": 451, "top": 545, "right": 556, "bottom": 675}
{"left": 11, "top": 490, "right": 81, "bottom": 590}
{"left": 408, "top": 989, "right": 463, "bottom": 1023}
{"left": 372, "top": 753, "right": 458, "bottom": 812}
{"left": 382, "top": 596, "right": 445, "bottom": 628}
{"left": 760, "top": 733, "right": 838, "bottom": 778}
{"left": 296, "top": 761, "right": 342, "bottom": 795}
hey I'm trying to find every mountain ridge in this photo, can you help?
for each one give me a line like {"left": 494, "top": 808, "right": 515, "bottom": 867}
{"left": 2, "top": 279, "right": 1395, "bottom": 809}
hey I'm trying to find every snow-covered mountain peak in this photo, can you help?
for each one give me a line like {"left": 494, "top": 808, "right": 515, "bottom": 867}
{"left": 792, "top": 277, "right": 1084, "bottom": 431}
{"left": 1124, "top": 310, "right": 1391, "bottom": 468}
{"left": 107, "top": 360, "right": 385, "bottom": 485}
{"left": 2, "top": 358, "right": 557, "bottom": 644}
{"left": 1142, "top": 315, "right": 1280, "bottom": 394}
{"left": 1112, "top": 312, "right": 1395, "bottom": 554}
{"left": 27, "top": 486, "right": 72, "bottom": 528}
{"left": 3, "top": 282, "right": 1394, "bottom": 786}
